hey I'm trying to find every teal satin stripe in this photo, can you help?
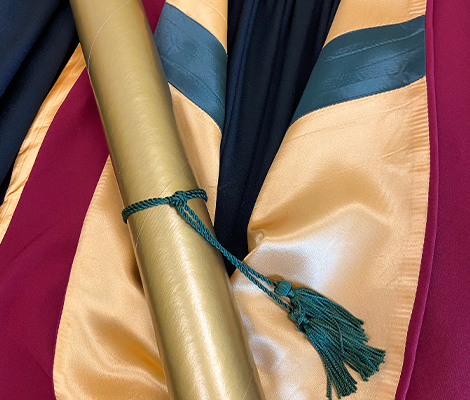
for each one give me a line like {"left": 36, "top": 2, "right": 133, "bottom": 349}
{"left": 292, "top": 15, "right": 425, "bottom": 123}
{"left": 154, "top": 3, "right": 227, "bottom": 130}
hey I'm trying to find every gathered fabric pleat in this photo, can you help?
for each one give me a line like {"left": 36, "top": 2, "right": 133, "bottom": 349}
{"left": 215, "top": 0, "right": 341, "bottom": 270}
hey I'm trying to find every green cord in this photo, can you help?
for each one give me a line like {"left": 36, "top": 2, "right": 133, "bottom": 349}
{"left": 123, "top": 189, "right": 290, "bottom": 310}
{"left": 122, "top": 189, "right": 385, "bottom": 400}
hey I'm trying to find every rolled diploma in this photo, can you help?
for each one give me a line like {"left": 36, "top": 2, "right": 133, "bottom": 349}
{"left": 68, "top": 1, "right": 265, "bottom": 399}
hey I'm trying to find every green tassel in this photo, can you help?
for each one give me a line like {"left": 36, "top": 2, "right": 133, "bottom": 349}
{"left": 274, "top": 280, "right": 385, "bottom": 400}
{"left": 123, "top": 190, "right": 386, "bottom": 400}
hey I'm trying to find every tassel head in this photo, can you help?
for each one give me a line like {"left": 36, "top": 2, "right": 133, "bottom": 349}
{"left": 275, "top": 280, "right": 385, "bottom": 400}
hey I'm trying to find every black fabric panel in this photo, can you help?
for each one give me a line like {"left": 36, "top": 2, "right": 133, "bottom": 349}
{"left": 0, "top": 0, "right": 78, "bottom": 204}
{"left": 0, "top": 162, "right": 14, "bottom": 203}
{"left": 0, "top": 0, "right": 62, "bottom": 97}
{"left": 216, "top": 0, "right": 341, "bottom": 273}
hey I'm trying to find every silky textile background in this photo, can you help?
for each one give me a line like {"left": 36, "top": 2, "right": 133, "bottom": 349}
{"left": 0, "top": 65, "right": 108, "bottom": 398}
{"left": 0, "top": 46, "right": 85, "bottom": 243}
{"left": 54, "top": 159, "right": 169, "bottom": 400}
{"left": 154, "top": 0, "right": 229, "bottom": 219}
{"left": 51, "top": 0, "right": 430, "bottom": 399}
{"left": 5, "top": 0, "right": 469, "bottom": 398}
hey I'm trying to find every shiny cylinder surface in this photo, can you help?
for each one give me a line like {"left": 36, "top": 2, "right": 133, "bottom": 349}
{"left": 69, "top": 1, "right": 265, "bottom": 399}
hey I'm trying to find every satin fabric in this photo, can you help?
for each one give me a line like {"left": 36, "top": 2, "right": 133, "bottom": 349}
{"left": 154, "top": 0, "right": 229, "bottom": 219}
{"left": 53, "top": 81, "right": 430, "bottom": 398}
{"left": 0, "top": 46, "right": 85, "bottom": 243}
{"left": 292, "top": 16, "right": 425, "bottom": 122}
{"left": 0, "top": 0, "right": 78, "bottom": 202}
{"left": 0, "top": 0, "right": 444, "bottom": 398}
{"left": 239, "top": 77, "right": 429, "bottom": 399}
{"left": 168, "top": 85, "right": 221, "bottom": 220}
{"left": 54, "top": 159, "right": 169, "bottom": 400}
{"left": 169, "top": 0, "right": 227, "bottom": 48}
{"left": 51, "top": 0, "right": 430, "bottom": 399}
{"left": 0, "top": 67, "right": 108, "bottom": 398}
{"left": 393, "top": 1, "right": 438, "bottom": 396}
{"left": 325, "top": 0, "right": 425, "bottom": 44}
{"left": 155, "top": 3, "right": 227, "bottom": 130}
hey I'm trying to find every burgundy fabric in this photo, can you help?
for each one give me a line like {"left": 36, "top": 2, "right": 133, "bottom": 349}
{"left": 0, "top": 2, "right": 164, "bottom": 399}
{"left": 401, "top": 0, "right": 470, "bottom": 398}
{"left": 0, "top": 69, "right": 108, "bottom": 400}
{"left": 394, "top": 1, "right": 439, "bottom": 398}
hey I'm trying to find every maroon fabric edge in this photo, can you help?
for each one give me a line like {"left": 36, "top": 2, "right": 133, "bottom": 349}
{"left": 0, "top": 2, "right": 163, "bottom": 399}
{"left": 394, "top": 1, "right": 439, "bottom": 398}
{"left": 0, "top": 70, "right": 109, "bottom": 399}
{"left": 404, "top": 0, "right": 470, "bottom": 397}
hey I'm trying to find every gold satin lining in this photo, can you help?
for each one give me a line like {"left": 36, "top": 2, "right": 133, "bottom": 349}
{"left": 239, "top": 77, "right": 430, "bottom": 399}
{"left": 0, "top": 45, "right": 85, "bottom": 243}
{"left": 167, "top": 0, "right": 227, "bottom": 49}
{"left": 53, "top": 158, "right": 169, "bottom": 400}
{"left": 169, "top": 85, "right": 220, "bottom": 222}
{"left": 325, "top": 0, "right": 425, "bottom": 45}
{"left": 54, "top": 78, "right": 430, "bottom": 400}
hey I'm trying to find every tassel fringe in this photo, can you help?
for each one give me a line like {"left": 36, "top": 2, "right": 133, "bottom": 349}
{"left": 275, "top": 280, "right": 385, "bottom": 399}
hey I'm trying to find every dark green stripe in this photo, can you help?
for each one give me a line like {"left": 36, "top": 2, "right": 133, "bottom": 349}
{"left": 154, "top": 3, "right": 227, "bottom": 130}
{"left": 292, "top": 15, "right": 426, "bottom": 123}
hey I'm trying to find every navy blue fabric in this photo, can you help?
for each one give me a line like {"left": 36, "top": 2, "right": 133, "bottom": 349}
{"left": 292, "top": 15, "right": 426, "bottom": 123}
{"left": 154, "top": 3, "right": 227, "bottom": 130}
{"left": 0, "top": 0, "right": 61, "bottom": 97}
{"left": 216, "top": 0, "right": 341, "bottom": 273}
{"left": 0, "top": 0, "right": 78, "bottom": 203}
{"left": 0, "top": 164, "right": 14, "bottom": 203}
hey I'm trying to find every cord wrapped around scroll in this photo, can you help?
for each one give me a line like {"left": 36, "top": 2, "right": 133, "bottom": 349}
{"left": 68, "top": 1, "right": 266, "bottom": 399}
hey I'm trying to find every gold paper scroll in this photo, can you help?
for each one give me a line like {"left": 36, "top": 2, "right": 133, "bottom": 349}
{"left": 68, "top": 1, "right": 265, "bottom": 399}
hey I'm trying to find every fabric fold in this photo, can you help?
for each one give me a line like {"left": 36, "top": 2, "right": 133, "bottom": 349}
{"left": 0, "top": 45, "right": 85, "bottom": 244}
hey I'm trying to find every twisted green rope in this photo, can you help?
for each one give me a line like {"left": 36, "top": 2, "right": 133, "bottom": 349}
{"left": 122, "top": 189, "right": 291, "bottom": 311}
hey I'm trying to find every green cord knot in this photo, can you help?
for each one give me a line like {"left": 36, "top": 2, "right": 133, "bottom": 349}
{"left": 274, "top": 280, "right": 294, "bottom": 297}
{"left": 122, "top": 189, "right": 386, "bottom": 400}
{"left": 169, "top": 190, "right": 189, "bottom": 207}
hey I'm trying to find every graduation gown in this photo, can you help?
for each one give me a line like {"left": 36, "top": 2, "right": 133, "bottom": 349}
{"left": 0, "top": 0, "right": 469, "bottom": 399}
